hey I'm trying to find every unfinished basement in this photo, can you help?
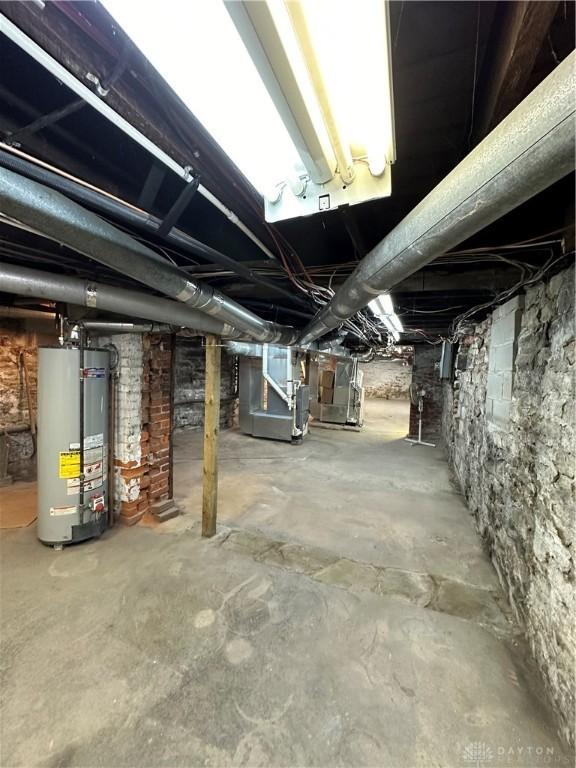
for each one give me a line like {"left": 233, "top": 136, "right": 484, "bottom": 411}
{"left": 0, "top": 2, "right": 574, "bottom": 767}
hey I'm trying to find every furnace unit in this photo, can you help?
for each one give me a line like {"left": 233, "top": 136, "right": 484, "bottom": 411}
{"left": 37, "top": 345, "right": 110, "bottom": 547}
{"left": 238, "top": 344, "right": 309, "bottom": 443}
{"left": 309, "top": 353, "right": 365, "bottom": 427}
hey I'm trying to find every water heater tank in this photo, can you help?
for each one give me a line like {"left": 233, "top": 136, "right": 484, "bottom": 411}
{"left": 37, "top": 347, "right": 110, "bottom": 546}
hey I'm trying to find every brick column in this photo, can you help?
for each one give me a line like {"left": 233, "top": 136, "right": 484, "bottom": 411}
{"left": 143, "top": 333, "right": 173, "bottom": 507}
{"left": 84, "top": 332, "right": 175, "bottom": 526}
{"left": 108, "top": 334, "right": 148, "bottom": 526}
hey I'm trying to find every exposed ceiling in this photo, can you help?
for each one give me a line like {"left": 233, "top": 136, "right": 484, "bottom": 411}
{"left": 0, "top": 0, "right": 574, "bottom": 347}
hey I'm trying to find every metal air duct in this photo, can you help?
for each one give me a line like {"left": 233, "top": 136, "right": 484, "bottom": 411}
{"left": 300, "top": 52, "right": 576, "bottom": 345}
{"left": 0, "top": 166, "right": 297, "bottom": 345}
{"left": 0, "top": 145, "right": 306, "bottom": 308}
{"left": 0, "top": 262, "right": 245, "bottom": 337}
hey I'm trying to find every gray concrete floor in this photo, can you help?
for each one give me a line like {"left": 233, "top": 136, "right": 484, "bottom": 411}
{"left": 1, "top": 400, "right": 571, "bottom": 767}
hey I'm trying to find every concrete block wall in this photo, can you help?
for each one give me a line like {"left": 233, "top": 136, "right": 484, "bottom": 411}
{"left": 486, "top": 295, "right": 524, "bottom": 428}
{"left": 442, "top": 265, "right": 575, "bottom": 747}
{"left": 173, "top": 338, "right": 237, "bottom": 431}
{"left": 359, "top": 358, "right": 412, "bottom": 399}
{"left": 408, "top": 345, "right": 443, "bottom": 439}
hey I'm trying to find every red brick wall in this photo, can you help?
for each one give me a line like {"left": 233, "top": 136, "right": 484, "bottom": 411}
{"left": 146, "top": 334, "right": 172, "bottom": 506}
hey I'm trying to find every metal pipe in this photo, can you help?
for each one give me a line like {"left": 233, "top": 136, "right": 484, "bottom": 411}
{"left": 0, "top": 166, "right": 297, "bottom": 344}
{"left": 78, "top": 330, "right": 86, "bottom": 522}
{"left": 81, "top": 321, "right": 171, "bottom": 334}
{"left": 300, "top": 53, "right": 576, "bottom": 345}
{"left": 0, "top": 263, "right": 245, "bottom": 338}
{"left": 0, "top": 13, "right": 279, "bottom": 263}
{"left": 262, "top": 343, "right": 291, "bottom": 407}
{"left": 0, "top": 145, "right": 305, "bottom": 307}
{"left": 226, "top": 341, "right": 264, "bottom": 358}
{"left": 108, "top": 364, "right": 117, "bottom": 528}
{"left": 0, "top": 306, "right": 56, "bottom": 321}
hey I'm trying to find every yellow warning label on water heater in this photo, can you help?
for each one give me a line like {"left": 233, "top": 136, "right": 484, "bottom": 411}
{"left": 59, "top": 451, "right": 80, "bottom": 479}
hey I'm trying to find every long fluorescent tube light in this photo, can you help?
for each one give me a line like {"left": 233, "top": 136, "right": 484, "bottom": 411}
{"left": 369, "top": 293, "right": 403, "bottom": 342}
{"left": 226, "top": 0, "right": 396, "bottom": 221}
{"left": 102, "top": 0, "right": 394, "bottom": 221}
{"left": 101, "top": 0, "right": 302, "bottom": 196}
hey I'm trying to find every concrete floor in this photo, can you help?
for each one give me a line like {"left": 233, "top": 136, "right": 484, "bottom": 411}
{"left": 0, "top": 400, "right": 571, "bottom": 767}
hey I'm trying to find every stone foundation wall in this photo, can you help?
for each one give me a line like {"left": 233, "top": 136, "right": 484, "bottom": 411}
{"left": 359, "top": 358, "right": 412, "bottom": 399}
{"left": 173, "top": 338, "right": 237, "bottom": 431}
{"left": 409, "top": 345, "right": 443, "bottom": 439}
{"left": 0, "top": 319, "right": 57, "bottom": 480}
{"left": 442, "top": 265, "right": 575, "bottom": 746}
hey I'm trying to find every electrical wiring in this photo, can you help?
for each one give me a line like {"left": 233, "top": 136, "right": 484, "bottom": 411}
{"left": 402, "top": 328, "right": 445, "bottom": 345}
{"left": 446, "top": 227, "right": 569, "bottom": 252}
{"left": 395, "top": 249, "right": 570, "bottom": 347}
{"left": 340, "top": 233, "right": 572, "bottom": 348}
{"left": 448, "top": 249, "right": 573, "bottom": 340}
{"left": 398, "top": 305, "right": 466, "bottom": 315}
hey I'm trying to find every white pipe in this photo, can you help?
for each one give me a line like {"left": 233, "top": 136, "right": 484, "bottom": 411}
{"left": 262, "top": 343, "right": 291, "bottom": 408}
{"left": 286, "top": 345, "right": 293, "bottom": 403}
{"left": 0, "top": 13, "right": 278, "bottom": 262}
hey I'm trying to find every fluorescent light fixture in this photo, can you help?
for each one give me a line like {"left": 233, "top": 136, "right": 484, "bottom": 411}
{"left": 289, "top": 0, "right": 395, "bottom": 175}
{"left": 101, "top": 0, "right": 394, "bottom": 221}
{"left": 390, "top": 313, "right": 404, "bottom": 334}
{"left": 380, "top": 293, "right": 394, "bottom": 315}
{"left": 101, "top": 0, "right": 302, "bottom": 196}
{"left": 226, "top": 0, "right": 396, "bottom": 221}
{"left": 368, "top": 293, "right": 403, "bottom": 342}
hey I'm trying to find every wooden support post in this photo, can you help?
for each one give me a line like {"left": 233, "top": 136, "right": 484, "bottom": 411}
{"left": 202, "top": 334, "right": 221, "bottom": 537}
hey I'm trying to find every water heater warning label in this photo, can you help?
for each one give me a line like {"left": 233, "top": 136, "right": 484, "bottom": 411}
{"left": 66, "top": 477, "right": 103, "bottom": 496}
{"left": 84, "top": 433, "right": 103, "bottom": 450}
{"left": 50, "top": 505, "right": 77, "bottom": 517}
{"left": 59, "top": 451, "right": 80, "bottom": 479}
{"left": 83, "top": 367, "right": 106, "bottom": 379}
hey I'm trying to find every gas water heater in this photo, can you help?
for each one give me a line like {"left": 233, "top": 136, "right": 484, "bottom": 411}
{"left": 37, "top": 346, "right": 110, "bottom": 547}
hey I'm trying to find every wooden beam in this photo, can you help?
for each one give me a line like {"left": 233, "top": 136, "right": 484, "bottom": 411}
{"left": 202, "top": 334, "right": 221, "bottom": 538}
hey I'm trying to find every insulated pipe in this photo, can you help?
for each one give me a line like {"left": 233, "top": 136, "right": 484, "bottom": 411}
{"left": 0, "top": 262, "right": 245, "bottom": 338}
{"left": 0, "top": 13, "right": 279, "bottom": 263}
{"left": 300, "top": 53, "right": 576, "bottom": 345}
{"left": 0, "top": 145, "right": 306, "bottom": 307}
{"left": 0, "top": 167, "right": 297, "bottom": 345}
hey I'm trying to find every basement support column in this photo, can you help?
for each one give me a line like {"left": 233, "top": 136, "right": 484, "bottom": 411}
{"left": 202, "top": 335, "right": 221, "bottom": 538}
